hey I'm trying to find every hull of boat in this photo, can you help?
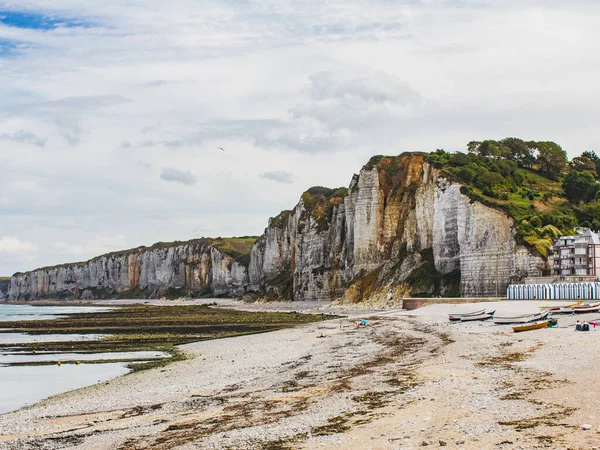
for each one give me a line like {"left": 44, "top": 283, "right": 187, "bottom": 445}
{"left": 573, "top": 303, "right": 600, "bottom": 313}
{"left": 539, "top": 301, "right": 583, "bottom": 311}
{"left": 494, "top": 310, "right": 549, "bottom": 324}
{"left": 448, "top": 309, "right": 485, "bottom": 321}
{"left": 513, "top": 320, "right": 550, "bottom": 332}
{"left": 460, "top": 311, "right": 495, "bottom": 322}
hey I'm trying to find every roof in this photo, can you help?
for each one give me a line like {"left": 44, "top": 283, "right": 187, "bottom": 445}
{"left": 572, "top": 229, "right": 600, "bottom": 246}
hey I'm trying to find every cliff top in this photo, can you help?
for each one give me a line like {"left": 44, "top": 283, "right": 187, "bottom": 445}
{"left": 13, "top": 236, "right": 257, "bottom": 276}
{"left": 268, "top": 186, "right": 348, "bottom": 231}
{"left": 423, "top": 139, "right": 598, "bottom": 257}
{"left": 266, "top": 141, "right": 600, "bottom": 258}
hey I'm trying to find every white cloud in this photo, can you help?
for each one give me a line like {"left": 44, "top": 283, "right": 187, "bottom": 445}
{"left": 0, "top": 130, "right": 47, "bottom": 147}
{"left": 0, "top": 237, "right": 38, "bottom": 254}
{"left": 160, "top": 168, "right": 198, "bottom": 185}
{"left": 54, "top": 235, "right": 127, "bottom": 256}
{"left": 260, "top": 170, "right": 295, "bottom": 184}
{"left": 2, "top": 0, "right": 600, "bottom": 275}
{"left": 308, "top": 71, "right": 421, "bottom": 106}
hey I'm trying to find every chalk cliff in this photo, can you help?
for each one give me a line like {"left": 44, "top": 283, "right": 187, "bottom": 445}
{"left": 8, "top": 239, "right": 252, "bottom": 301}
{"left": 246, "top": 154, "right": 543, "bottom": 301}
{"left": 0, "top": 278, "right": 10, "bottom": 299}
{"left": 8, "top": 154, "right": 544, "bottom": 301}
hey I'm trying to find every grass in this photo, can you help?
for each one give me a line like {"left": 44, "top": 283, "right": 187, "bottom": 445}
{"left": 212, "top": 237, "right": 256, "bottom": 259}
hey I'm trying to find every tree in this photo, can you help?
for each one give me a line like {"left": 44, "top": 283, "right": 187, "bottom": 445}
{"left": 500, "top": 137, "right": 535, "bottom": 168}
{"left": 467, "top": 140, "right": 510, "bottom": 159}
{"left": 456, "top": 166, "right": 477, "bottom": 183}
{"left": 562, "top": 171, "right": 599, "bottom": 203}
{"left": 535, "top": 141, "right": 568, "bottom": 180}
{"left": 477, "top": 171, "right": 504, "bottom": 189}
{"left": 582, "top": 151, "right": 600, "bottom": 178}
{"left": 572, "top": 155, "right": 597, "bottom": 176}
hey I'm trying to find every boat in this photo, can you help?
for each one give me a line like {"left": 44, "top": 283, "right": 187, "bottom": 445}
{"left": 460, "top": 310, "right": 495, "bottom": 322}
{"left": 448, "top": 309, "right": 485, "bottom": 321}
{"left": 573, "top": 302, "right": 600, "bottom": 313}
{"left": 539, "top": 301, "right": 583, "bottom": 311}
{"left": 513, "top": 320, "right": 550, "bottom": 332}
{"left": 493, "top": 309, "right": 550, "bottom": 325}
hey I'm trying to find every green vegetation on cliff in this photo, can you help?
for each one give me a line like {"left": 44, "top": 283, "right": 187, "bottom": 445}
{"left": 424, "top": 138, "right": 600, "bottom": 257}
{"left": 299, "top": 186, "right": 348, "bottom": 232}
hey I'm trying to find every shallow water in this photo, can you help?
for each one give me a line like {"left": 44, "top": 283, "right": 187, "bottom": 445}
{"left": 0, "top": 304, "right": 136, "bottom": 415}
{"left": 0, "top": 363, "right": 131, "bottom": 415}
{"left": 0, "top": 304, "right": 113, "bottom": 322}
{"left": 1, "top": 350, "right": 169, "bottom": 364}
{"left": 0, "top": 333, "right": 107, "bottom": 344}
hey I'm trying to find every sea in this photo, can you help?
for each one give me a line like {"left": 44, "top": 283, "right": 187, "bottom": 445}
{"left": 0, "top": 304, "right": 145, "bottom": 415}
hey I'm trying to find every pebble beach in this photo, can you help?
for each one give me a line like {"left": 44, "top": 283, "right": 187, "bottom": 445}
{"left": 0, "top": 300, "right": 599, "bottom": 449}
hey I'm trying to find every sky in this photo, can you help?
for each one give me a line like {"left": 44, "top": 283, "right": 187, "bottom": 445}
{"left": 1, "top": 0, "right": 600, "bottom": 275}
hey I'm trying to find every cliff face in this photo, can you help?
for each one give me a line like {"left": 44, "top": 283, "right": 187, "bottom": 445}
{"left": 0, "top": 278, "right": 10, "bottom": 299}
{"left": 8, "top": 154, "right": 544, "bottom": 301}
{"left": 246, "top": 154, "right": 543, "bottom": 300}
{"left": 8, "top": 239, "right": 251, "bottom": 301}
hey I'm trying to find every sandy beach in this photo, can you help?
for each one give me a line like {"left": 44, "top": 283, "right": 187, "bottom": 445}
{"left": 1, "top": 300, "right": 599, "bottom": 450}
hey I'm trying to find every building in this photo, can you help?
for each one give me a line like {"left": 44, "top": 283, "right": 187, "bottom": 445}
{"left": 551, "top": 228, "right": 600, "bottom": 277}
{"left": 506, "top": 228, "right": 600, "bottom": 300}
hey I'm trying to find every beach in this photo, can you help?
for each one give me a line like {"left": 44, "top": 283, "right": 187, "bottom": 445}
{"left": 0, "top": 300, "right": 599, "bottom": 449}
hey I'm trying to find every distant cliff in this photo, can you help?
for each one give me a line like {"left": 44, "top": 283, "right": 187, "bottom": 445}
{"left": 0, "top": 278, "right": 10, "bottom": 299}
{"left": 8, "top": 238, "right": 254, "bottom": 301}
{"left": 8, "top": 154, "right": 544, "bottom": 301}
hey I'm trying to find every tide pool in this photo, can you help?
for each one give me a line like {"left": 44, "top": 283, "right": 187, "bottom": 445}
{"left": 0, "top": 363, "right": 131, "bottom": 415}
{"left": 0, "top": 304, "right": 113, "bottom": 321}
{"left": 0, "top": 303, "right": 135, "bottom": 415}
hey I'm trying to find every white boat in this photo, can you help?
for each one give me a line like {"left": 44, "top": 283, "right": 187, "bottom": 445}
{"left": 573, "top": 303, "right": 600, "bottom": 313}
{"left": 448, "top": 309, "right": 485, "bottom": 321}
{"left": 493, "top": 309, "right": 550, "bottom": 325}
{"left": 460, "top": 310, "right": 495, "bottom": 322}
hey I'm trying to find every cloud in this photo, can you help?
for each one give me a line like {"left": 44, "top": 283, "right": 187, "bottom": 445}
{"left": 34, "top": 95, "right": 130, "bottom": 113}
{"left": 3, "top": 0, "right": 600, "bottom": 276}
{"left": 144, "top": 80, "right": 169, "bottom": 87}
{"left": 0, "top": 237, "right": 38, "bottom": 253}
{"left": 0, "top": 129, "right": 46, "bottom": 146}
{"left": 54, "top": 235, "right": 126, "bottom": 256}
{"left": 160, "top": 168, "right": 198, "bottom": 185}
{"left": 259, "top": 170, "right": 295, "bottom": 184}
{"left": 308, "top": 71, "right": 422, "bottom": 106}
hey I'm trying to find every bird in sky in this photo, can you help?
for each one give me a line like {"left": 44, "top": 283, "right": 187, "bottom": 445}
{"left": 218, "top": 147, "right": 225, "bottom": 152}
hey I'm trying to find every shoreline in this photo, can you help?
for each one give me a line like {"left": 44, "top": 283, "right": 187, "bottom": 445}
{"left": 1, "top": 300, "right": 599, "bottom": 449}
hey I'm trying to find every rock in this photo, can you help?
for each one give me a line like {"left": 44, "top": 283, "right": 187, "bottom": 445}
{"left": 581, "top": 423, "right": 592, "bottom": 430}
{"left": 420, "top": 441, "right": 430, "bottom": 447}
{"left": 456, "top": 440, "right": 465, "bottom": 445}
{"left": 8, "top": 154, "right": 543, "bottom": 302}
{"left": 439, "top": 440, "right": 447, "bottom": 446}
